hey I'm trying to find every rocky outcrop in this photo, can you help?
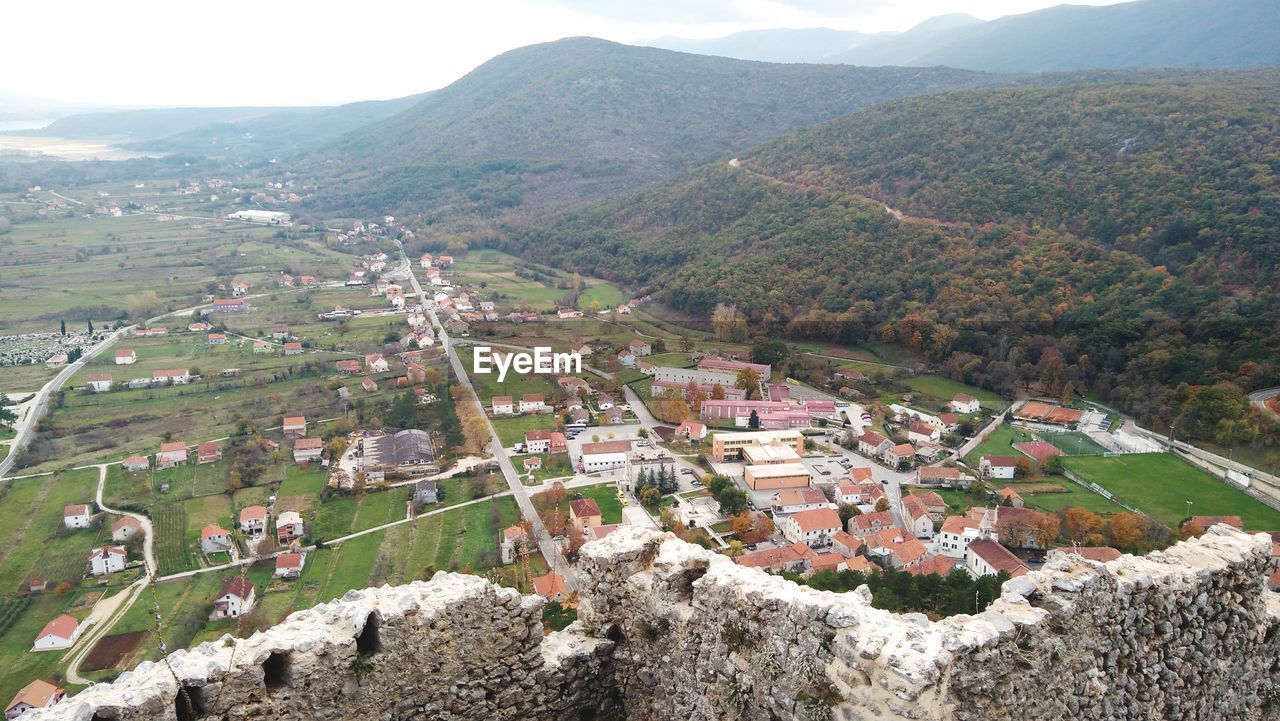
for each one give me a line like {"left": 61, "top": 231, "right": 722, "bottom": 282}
{"left": 31, "top": 526, "right": 1280, "bottom": 721}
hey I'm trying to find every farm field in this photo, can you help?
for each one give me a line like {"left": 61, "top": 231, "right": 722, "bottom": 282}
{"left": 450, "top": 249, "right": 572, "bottom": 311}
{"left": 0, "top": 590, "right": 107, "bottom": 705}
{"left": 0, "top": 202, "right": 352, "bottom": 336}
{"left": 0, "top": 468, "right": 115, "bottom": 591}
{"left": 1062, "top": 454, "right": 1280, "bottom": 530}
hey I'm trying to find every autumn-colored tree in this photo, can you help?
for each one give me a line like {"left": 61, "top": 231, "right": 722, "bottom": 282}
{"left": 1108, "top": 512, "right": 1146, "bottom": 550}
{"left": 711, "top": 383, "right": 726, "bottom": 400}
{"left": 731, "top": 513, "right": 753, "bottom": 537}
{"left": 1063, "top": 507, "right": 1105, "bottom": 543}
{"left": 725, "top": 540, "right": 745, "bottom": 557}
{"left": 875, "top": 497, "right": 891, "bottom": 513}
{"left": 711, "top": 304, "right": 748, "bottom": 343}
{"left": 735, "top": 368, "right": 762, "bottom": 399}
{"left": 1031, "top": 514, "right": 1061, "bottom": 547}
{"left": 1179, "top": 520, "right": 1205, "bottom": 540}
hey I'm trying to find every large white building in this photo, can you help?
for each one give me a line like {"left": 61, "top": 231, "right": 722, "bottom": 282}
{"left": 579, "top": 440, "right": 632, "bottom": 473}
{"left": 227, "top": 209, "right": 292, "bottom": 225}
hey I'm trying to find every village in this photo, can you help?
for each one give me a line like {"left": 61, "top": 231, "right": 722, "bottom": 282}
{"left": 2, "top": 194, "right": 1280, "bottom": 719}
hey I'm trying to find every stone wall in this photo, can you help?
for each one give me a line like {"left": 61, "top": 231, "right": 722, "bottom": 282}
{"left": 34, "top": 574, "right": 615, "bottom": 721}
{"left": 32, "top": 526, "right": 1280, "bottom": 721}
{"left": 572, "top": 525, "right": 1280, "bottom": 721}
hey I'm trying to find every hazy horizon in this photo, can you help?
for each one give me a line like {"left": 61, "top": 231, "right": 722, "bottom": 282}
{"left": 1, "top": 0, "right": 1130, "bottom": 109}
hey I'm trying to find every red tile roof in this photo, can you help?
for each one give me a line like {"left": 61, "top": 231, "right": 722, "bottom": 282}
{"left": 569, "top": 498, "right": 602, "bottom": 519}
{"left": 967, "top": 539, "right": 1029, "bottom": 576}
{"left": 36, "top": 614, "right": 78, "bottom": 642}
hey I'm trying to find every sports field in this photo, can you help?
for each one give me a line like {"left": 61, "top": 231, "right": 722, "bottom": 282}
{"left": 1043, "top": 431, "right": 1108, "bottom": 456}
{"left": 1063, "top": 454, "right": 1280, "bottom": 530}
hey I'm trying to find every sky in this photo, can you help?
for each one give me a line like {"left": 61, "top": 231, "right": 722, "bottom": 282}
{"left": 0, "top": 0, "right": 1131, "bottom": 108}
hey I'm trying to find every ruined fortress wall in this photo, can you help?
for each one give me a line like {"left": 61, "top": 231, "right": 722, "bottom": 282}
{"left": 34, "top": 574, "right": 614, "bottom": 721}
{"left": 32, "top": 527, "right": 1280, "bottom": 721}
{"left": 572, "top": 525, "right": 1280, "bottom": 721}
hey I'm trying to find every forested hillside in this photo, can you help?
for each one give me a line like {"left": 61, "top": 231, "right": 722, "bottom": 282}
{"left": 304, "top": 38, "right": 1003, "bottom": 218}
{"left": 505, "top": 73, "right": 1280, "bottom": 444}
{"left": 127, "top": 93, "right": 429, "bottom": 160}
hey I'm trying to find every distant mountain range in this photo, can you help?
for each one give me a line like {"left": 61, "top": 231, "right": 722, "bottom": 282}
{"left": 302, "top": 38, "right": 1007, "bottom": 218}
{"left": 124, "top": 94, "right": 429, "bottom": 160}
{"left": 649, "top": 0, "right": 1280, "bottom": 71}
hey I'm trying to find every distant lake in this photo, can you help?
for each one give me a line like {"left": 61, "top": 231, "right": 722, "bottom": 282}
{"left": 0, "top": 134, "right": 162, "bottom": 161}
{"left": 0, "top": 119, "right": 54, "bottom": 132}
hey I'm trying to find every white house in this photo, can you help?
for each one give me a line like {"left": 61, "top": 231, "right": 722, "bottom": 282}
{"left": 274, "top": 552, "right": 305, "bottom": 579}
{"left": 114, "top": 349, "right": 137, "bottom": 365}
{"left": 239, "top": 506, "right": 268, "bottom": 537}
{"left": 524, "top": 430, "right": 553, "bottom": 454}
{"left": 276, "top": 511, "right": 305, "bottom": 543}
{"left": 491, "top": 396, "right": 515, "bottom": 416}
{"left": 965, "top": 539, "right": 1029, "bottom": 578}
{"left": 200, "top": 524, "right": 233, "bottom": 555}
{"left": 151, "top": 368, "right": 190, "bottom": 385}
{"left": 519, "top": 394, "right": 550, "bottom": 414}
{"left": 63, "top": 504, "right": 92, "bottom": 530}
{"left": 86, "top": 546, "right": 127, "bottom": 576}
{"left": 937, "top": 512, "right": 997, "bottom": 560}
{"left": 32, "top": 614, "right": 81, "bottom": 651}
{"left": 899, "top": 494, "right": 935, "bottom": 539}
{"left": 771, "top": 488, "right": 830, "bottom": 515}
{"left": 365, "top": 354, "right": 390, "bottom": 373}
{"left": 210, "top": 578, "right": 256, "bottom": 619}
{"left": 111, "top": 516, "right": 142, "bottom": 542}
{"left": 908, "top": 421, "right": 940, "bottom": 445}
{"left": 4, "top": 680, "right": 63, "bottom": 719}
{"left": 979, "top": 455, "right": 1019, "bottom": 480}
{"left": 87, "top": 374, "right": 112, "bottom": 392}
{"left": 950, "top": 394, "right": 982, "bottom": 414}
{"left": 777, "top": 508, "right": 843, "bottom": 548}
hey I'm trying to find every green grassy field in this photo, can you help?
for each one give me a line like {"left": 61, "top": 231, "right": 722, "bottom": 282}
{"left": 963, "top": 425, "right": 1036, "bottom": 466}
{"left": 491, "top": 415, "right": 558, "bottom": 447}
{"left": 0, "top": 468, "right": 105, "bottom": 590}
{"left": 1020, "top": 483, "right": 1127, "bottom": 515}
{"left": 1063, "top": 454, "right": 1280, "bottom": 530}
{"left": 576, "top": 282, "right": 627, "bottom": 311}
{"left": 902, "top": 374, "right": 1005, "bottom": 410}
{"left": 537, "top": 482, "right": 625, "bottom": 525}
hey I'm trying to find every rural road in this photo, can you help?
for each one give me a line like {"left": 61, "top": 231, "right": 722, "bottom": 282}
{"left": 1250, "top": 387, "right": 1280, "bottom": 416}
{"left": 0, "top": 326, "right": 133, "bottom": 479}
{"left": 392, "top": 240, "right": 579, "bottom": 589}
{"left": 62, "top": 578, "right": 150, "bottom": 684}
{"left": 93, "top": 463, "right": 156, "bottom": 576}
